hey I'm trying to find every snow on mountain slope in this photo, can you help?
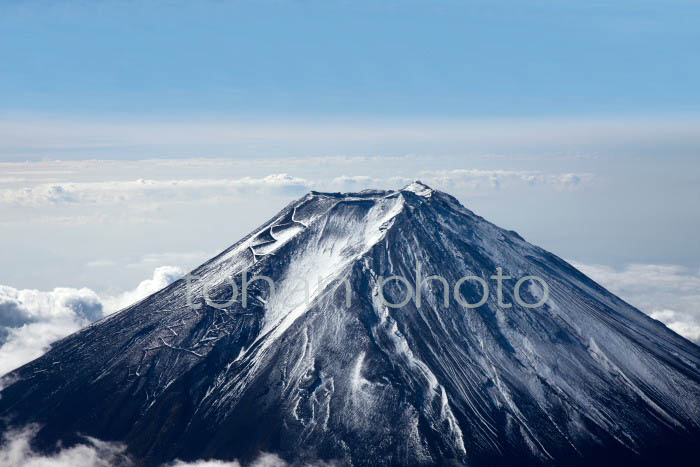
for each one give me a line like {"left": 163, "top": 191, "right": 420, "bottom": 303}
{"left": 0, "top": 182, "right": 698, "bottom": 466}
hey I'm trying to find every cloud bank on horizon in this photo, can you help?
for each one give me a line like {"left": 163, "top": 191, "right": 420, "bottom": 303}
{"left": 0, "top": 169, "right": 593, "bottom": 207}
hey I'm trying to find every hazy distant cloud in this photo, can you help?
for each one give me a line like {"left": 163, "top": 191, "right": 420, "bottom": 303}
{"left": 85, "top": 259, "right": 119, "bottom": 268}
{"left": 572, "top": 262, "right": 700, "bottom": 343}
{"left": 0, "top": 213, "right": 169, "bottom": 227}
{"left": 323, "top": 170, "right": 594, "bottom": 193}
{"left": 0, "top": 174, "right": 310, "bottom": 207}
{"left": 0, "top": 162, "right": 594, "bottom": 210}
{"left": 420, "top": 169, "right": 594, "bottom": 192}
{"left": 329, "top": 175, "right": 385, "bottom": 187}
{"left": 124, "top": 251, "right": 213, "bottom": 270}
{"left": 0, "top": 266, "right": 183, "bottom": 375}
{"left": 1, "top": 116, "right": 698, "bottom": 160}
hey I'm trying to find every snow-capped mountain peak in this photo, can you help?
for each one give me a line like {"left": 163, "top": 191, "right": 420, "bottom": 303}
{"left": 401, "top": 180, "right": 434, "bottom": 197}
{"left": 1, "top": 185, "right": 698, "bottom": 466}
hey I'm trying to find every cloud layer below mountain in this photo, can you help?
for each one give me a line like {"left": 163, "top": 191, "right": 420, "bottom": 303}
{"left": 0, "top": 266, "right": 183, "bottom": 375}
{"left": 0, "top": 425, "right": 330, "bottom": 467}
{"left": 571, "top": 261, "right": 700, "bottom": 343}
{"left": 0, "top": 425, "right": 131, "bottom": 467}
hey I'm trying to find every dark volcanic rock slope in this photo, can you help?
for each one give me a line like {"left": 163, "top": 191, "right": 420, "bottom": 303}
{"left": 1, "top": 182, "right": 699, "bottom": 466}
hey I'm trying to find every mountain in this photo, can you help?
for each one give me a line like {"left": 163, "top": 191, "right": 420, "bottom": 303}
{"left": 1, "top": 182, "right": 699, "bottom": 466}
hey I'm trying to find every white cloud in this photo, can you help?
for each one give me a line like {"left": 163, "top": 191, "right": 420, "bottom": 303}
{"left": 0, "top": 266, "right": 184, "bottom": 376}
{"left": 0, "top": 426, "right": 336, "bottom": 467}
{"left": 167, "top": 453, "right": 289, "bottom": 467}
{"left": 572, "top": 262, "right": 700, "bottom": 343}
{"left": 166, "top": 452, "right": 339, "bottom": 467}
{"left": 0, "top": 286, "right": 103, "bottom": 374}
{"left": 101, "top": 266, "right": 184, "bottom": 314}
{"left": 0, "top": 425, "right": 131, "bottom": 467}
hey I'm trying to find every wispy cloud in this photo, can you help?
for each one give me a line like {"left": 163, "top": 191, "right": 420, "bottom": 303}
{"left": 0, "top": 164, "right": 594, "bottom": 208}
{"left": 0, "top": 174, "right": 310, "bottom": 207}
{"left": 418, "top": 169, "right": 594, "bottom": 192}
{"left": 325, "top": 169, "right": 594, "bottom": 193}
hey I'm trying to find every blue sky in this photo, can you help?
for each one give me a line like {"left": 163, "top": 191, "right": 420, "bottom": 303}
{"left": 1, "top": 0, "right": 699, "bottom": 119}
{"left": 1, "top": 1, "right": 700, "bottom": 366}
